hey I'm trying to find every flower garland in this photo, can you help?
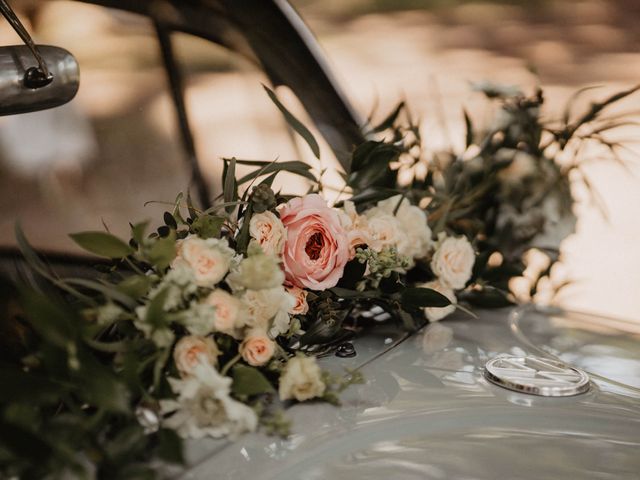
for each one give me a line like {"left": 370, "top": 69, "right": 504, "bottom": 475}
{"left": 3, "top": 83, "right": 637, "bottom": 479}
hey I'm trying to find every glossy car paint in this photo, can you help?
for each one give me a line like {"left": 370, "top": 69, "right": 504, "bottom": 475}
{"left": 177, "top": 306, "right": 640, "bottom": 479}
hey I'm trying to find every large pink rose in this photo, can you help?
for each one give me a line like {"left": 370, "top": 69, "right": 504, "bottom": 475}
{"left": 279, "top": 194, "right": 350, "bottom": 290}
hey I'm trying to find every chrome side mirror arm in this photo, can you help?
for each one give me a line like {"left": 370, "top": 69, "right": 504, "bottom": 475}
{"left": 0, "top": 0, "right": 79, "bottom": 115}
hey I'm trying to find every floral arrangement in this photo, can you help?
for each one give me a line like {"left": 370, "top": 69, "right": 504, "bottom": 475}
{"left": 1, "top": 84, "right": 636, "bottom": 478}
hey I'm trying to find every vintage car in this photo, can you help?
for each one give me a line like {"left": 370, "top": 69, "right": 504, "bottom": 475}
{"left": 1, "top": 1, "right": 638, "bottom": 479}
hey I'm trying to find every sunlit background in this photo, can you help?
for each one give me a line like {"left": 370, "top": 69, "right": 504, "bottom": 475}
{"left": 1, "top": 0, "right": 639, "bottom": 322}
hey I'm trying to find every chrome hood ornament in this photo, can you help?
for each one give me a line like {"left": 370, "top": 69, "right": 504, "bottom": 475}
{"left": 484, "top": 355, "right": 590, "bottom": 397}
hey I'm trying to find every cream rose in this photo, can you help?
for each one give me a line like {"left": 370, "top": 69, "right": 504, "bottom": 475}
{"left": 430, "top": 234, "right": 475, "bottom": 289}
{"left": 419, "top": 280, "right": 456, "bottom": 322}
{"left": 249, "top": 211, "right": 287, "bottom": 256}
{"left": 173, "top": 335, "right": 220, "bottom": 377}
{"left": 172, "top": 235, "right": 234, "bottom": 287}
{"left": 240, "top": 329, "right": 276, "bottom": 366}
{"left": 365, "top": 195, "right": 432, "bottom": 262}
{"left": 241, "top": 286, "right": 294, "bottom": 334}
{"left": 204, "top": 289, "right": 243, "bottom": 338}
{"left": 286, "top": 285, "right": 309, "bottom": 315}
{"left": 278, "top": 354, "right": 326, "bottom": 402}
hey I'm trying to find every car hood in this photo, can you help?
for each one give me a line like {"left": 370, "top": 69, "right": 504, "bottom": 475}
{"left": 176, "top": 306, "right": 640, "bottom": 479}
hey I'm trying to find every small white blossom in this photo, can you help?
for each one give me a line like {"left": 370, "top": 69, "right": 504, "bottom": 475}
{"left": 160, "top": 362, "right": 257, "bottom": 439}
{"left": 226, "top": 249, "right": 285, "bottom": 291}
{"left": 279, "top": 354, "right": 326, "bottom": 402}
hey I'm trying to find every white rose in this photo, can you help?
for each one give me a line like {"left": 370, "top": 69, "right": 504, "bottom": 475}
{"left": 365, "top": 212, "right": 402, "bottom": 252}
{"left": 226, "top": 251, "right": 285, "bottom": 291}
{"left": 249, "top": 211, "right": 286, "bottom": 256}
{"left": 365, "top": 195, "right": 432, "bottom": 262}
{"left": 172, "top": 235, "right": 234, "bottom": 287}
{"left": 240, "top": 329, "right": 276, "bottom": 366}
{"left": 430, "top": 234, "right": 475, "bottom": 289}
{"left": 161, "top": 362, "right": 257, "bottom": 439}
{"left": 419, "top": 280, "right": 456, "bottom": 322}
{"left": 286, "top": 285, "right": 309, "bottom": 315}
{"left": 278, "top": 354, "right": 326, "bottom": 402}
{"left": 173, "top": 335, "right": 220, "bottom": 377}
{"left": 241, "top": 286, "right": 294, "bottom": 335}
{"left": 203, "top": 289, "right": 243, "bottom": 338}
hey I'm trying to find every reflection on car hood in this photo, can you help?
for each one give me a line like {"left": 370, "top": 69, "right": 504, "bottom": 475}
{"left": 177, "top": 307, "right": 640, "bottom": 480}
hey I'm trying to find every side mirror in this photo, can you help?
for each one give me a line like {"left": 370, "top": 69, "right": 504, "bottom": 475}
{"left": 0, "top": 44, "right": 79, "bottom": 116}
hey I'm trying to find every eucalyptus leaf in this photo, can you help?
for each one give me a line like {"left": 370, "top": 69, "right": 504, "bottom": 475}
{"left": 146, "top": 233, "right": 176, "bottom": 270}
{"left": 70, "top": 231, "right": 133, "bottom": 259}
{"left": 231, "top": 364, "right": 274, "bottom": 396}
{"left": 263, "top": 85, "right": 320, "bottom": 159}
{"left": 190, "top": 215, "right": 224, "bottom": 239}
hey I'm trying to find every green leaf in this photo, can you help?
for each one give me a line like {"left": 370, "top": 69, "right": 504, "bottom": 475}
{"left": 463, "top": 109, "right": 474, "bottom": 147}
{"left": 236, "top": 160, "right": 316, "bottom": 185}
{"left": 117, "top": 275, "right": 152, "bottom": 300}
{"left": 223, "top": 157, "right": 238, "bottom": 213}
{"left": 263, "top": 85, "right": 320, "bottom": 158}
{"left": 63, "top": 278, "right": 136, "bottom": 309}
{"left": 157, "top": 428, "right": 184, "bottom": 464}
{"left": 0, "top": 364, "right": 67, "bottom": 403}
{"left": 190, "top": 215, "right": 224, "bottom": 239}
{"left": 146, "top": 232, "right": 176, "bottom": 270}
{"left": 145, "top": 288, "right": 170, "bottom": 329}
{"left": 163, "top": 211, "right": 177, "bottom": 230}
{"left": 69, "top": 231, "right": 133, "bottom": 259}
{"left": 347, "top": 141, "right": 399, "bottom": 190}
{"left": 235, "top": 204, "right": 253, "bottom": 255}
{"left": 130, "top": 221, "right": 149, "bottom": 246}
{"left": 20, "top": 290, "right": 77, "bottom": 348}
{"left": 400, "top": 287, "right": 452, "bottom": 308}
{"left": 231, "top": 364, "right": 275, "bottom": 396}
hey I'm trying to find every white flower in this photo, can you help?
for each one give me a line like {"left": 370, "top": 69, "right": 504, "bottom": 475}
{"left": 365, "top": 195, "right": 432, "bottom": 263}
{"left": 149, "top": 263, "right": 198, "bottom": 311}
{"left": 240, "top": 329, "right": 276, "bottom": 366}
{"left": 226, "top": 250, "right": 285, "bottom": 291}
{"left": 178, "top": 303, "right": 216, "bottom": 336}
{"left": 173, "top": 335, "right": 220, "bottom": 377}
{"left": 172, "top": 235, "right": 234, "bottom": 287}
{"left": 241, "top": 286, "right": 294, "bottom": 336}
{"left": 285, "top": 285, "right": 309, "bottom": 315}
{"left": 278, "top": 354, "right": 326, "bottom": 402}
{"left": 249, "top": 211, "right": 286, "bottom": 256}
{"left": 160, "top": 362, "right": 257, "bottom": 439}
{"left": 203, "top": 289, "right": 244, "bottom": 338}
{"left": 134, "top": 305, "right": 175, "bottom": 348}
{"left": 430, "top": 234, "right": 475, "bottom": 289}
{"left": 419, "top": 280, "right": 456, "bottom": 322}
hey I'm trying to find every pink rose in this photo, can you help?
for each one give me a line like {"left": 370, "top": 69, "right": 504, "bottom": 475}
{"left": 279, "top": 195, "right": 350, "bottom": 290}
{"left": 173, "top": 335, "right": 220, "bottom": 377}
{"left": 240, "top": 329, "right": 276, "bottom": 367}
{"left": 286, "top": 285, "right": 309, "bottom": 315}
